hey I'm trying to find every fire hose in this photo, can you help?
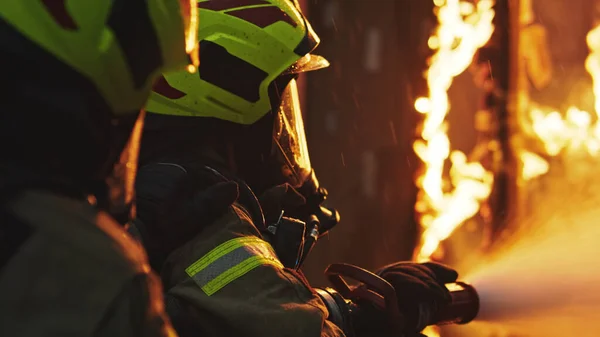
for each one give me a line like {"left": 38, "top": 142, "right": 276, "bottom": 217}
{"left": 315, "top": 263, "right": 479, "bottom": 337}
{"left": 268, "top": 171, "right": 479, "bottom": 334}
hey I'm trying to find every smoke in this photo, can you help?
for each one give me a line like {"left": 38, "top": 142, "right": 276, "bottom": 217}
{"left": 460, "top": 179, "right": 600, "bottom": 337}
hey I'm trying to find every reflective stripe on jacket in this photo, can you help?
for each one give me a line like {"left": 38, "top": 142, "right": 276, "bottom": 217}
{"left": 162, "top": 203, "right": 346, "bottom": 337}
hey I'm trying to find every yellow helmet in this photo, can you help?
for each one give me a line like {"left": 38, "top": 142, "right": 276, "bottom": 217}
{"left": 146, "top": 0, "right": 329, "bottom": 125}
{"left": 143, "top": 0, "right": 330, "bottom": 189}
{"left": 0, "top": 0, "right": 199, "bottom": 222}
{"left": 0, "top": 0, "right": 199, "bottom": 115}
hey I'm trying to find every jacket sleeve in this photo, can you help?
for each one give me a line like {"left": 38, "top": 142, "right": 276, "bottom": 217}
{"left": 94, "top": 272, "right": 178, "bottom": 337}
{"left": 161, "top": 203, "right": 346, "bottom": 337}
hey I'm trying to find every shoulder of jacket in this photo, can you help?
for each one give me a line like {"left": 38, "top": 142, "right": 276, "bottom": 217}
{"left": 6, "top": 190, "right": 150, "bottom": 275}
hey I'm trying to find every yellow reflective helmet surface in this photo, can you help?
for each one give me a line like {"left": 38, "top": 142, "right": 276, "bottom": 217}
{"left": 0, "top": 0, "right": 199, "bottom": 116}
{"left": 145, "top": 0, "right": 330, "bottom": 189}
{"left": 146, "top": 0, "right": 328, "bottom": 125}
{"left": 0, "top": 0, "right": 199, "bottom": 223}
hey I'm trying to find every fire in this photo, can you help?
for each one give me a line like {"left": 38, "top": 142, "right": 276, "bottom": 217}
{"left": 466, "top": 19, "right": 600, "bottom": 337}
{"left": 519, "top": 150, "right": 549, "bottom": 181}
{"left": 520, "top": 24, "right": 600, "bottom": 181}
{"left": 412, "top": 0, "right": 495, "bottom": 266}
{"left": 413, "top": 2, "right": 495, "bottom": 335}
{"left": 410, "top": 0, "right": 600, "bottom": 335}
{"left": 588, "top": 25, "right": 600, "bottom": 117}
{"left": 410, "top": 0, "right": 600, "bottom": 334}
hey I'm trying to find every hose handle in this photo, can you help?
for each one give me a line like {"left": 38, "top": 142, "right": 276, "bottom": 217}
{"left": 324, "top": 263, "right": 405, "bottom": 331}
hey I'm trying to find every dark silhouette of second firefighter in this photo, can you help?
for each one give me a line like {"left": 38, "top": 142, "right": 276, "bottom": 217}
{"left": 0, "top": 1, "right": 200, "bottom": 336}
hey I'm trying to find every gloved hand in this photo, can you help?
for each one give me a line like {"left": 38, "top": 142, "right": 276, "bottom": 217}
{"left": 133, "top": 163, "right": 239, "bottom": 270}
{"left": 376, "top": 261, "right": 458, "bottom": 332}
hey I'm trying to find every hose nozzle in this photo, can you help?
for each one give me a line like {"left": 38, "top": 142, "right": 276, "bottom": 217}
{"left": 324, "top": 263, "right": 480, "bottom": 333}
{"left": 434, "top": 282, "right": 480, "bottom": 325}
{"left": 410, "top": 281, "right": 479, "bottom": 331}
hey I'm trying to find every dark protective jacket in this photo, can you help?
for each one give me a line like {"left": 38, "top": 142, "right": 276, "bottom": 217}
{"left": 0, "top": 189, "right": 177, "bottom": 337}
{"left": 135, "top": 162, "right": 346, "bottom": 337}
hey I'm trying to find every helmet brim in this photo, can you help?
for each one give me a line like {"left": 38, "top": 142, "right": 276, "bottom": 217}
{"left": 283, "top": 54, "right": 330, "bottom": 75}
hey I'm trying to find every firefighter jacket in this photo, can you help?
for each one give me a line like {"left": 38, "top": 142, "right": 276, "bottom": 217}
{"left": 134, "top": 162, "right": 346, "bottom": 337}
{"left": 0, "top": 189, "right": 177, "bottom": 337}
{"left": 161, "top": 201, "right": 346, "bottom": 337}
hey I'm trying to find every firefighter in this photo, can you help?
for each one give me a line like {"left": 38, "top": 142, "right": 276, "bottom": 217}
{"left": 135, "top": 1, "right": 459, "bottom": 336}
{"left": 0, "top": 1, "right": 199, "bottom": 336}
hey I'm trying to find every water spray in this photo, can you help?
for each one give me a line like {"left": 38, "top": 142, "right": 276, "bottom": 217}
{"left": 450, "top": 182, "right": 600, "bottom": 337}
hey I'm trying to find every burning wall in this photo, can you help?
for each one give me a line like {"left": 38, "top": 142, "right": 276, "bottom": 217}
{"left": 412, "top": 0, "right": 600, "bottom": 336}
{"left": 515, "top": 0, "right": 600, "bottom": 218}
{"left": 303, "top": 0, "right": 433, "bottom": 286}
{"left": 301, "top": 0, "right": 600, "bottom": 333}
{"left": 412, "top": 0, "right": 496, "bottom": 265}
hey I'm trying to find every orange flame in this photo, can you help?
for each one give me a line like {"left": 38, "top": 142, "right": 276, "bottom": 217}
{"left": 520, "top": 24, "right": 600, "bottom": 181}
{"left": 413, "top": 2, "right": 496, "bottom": 334}
{"left": 413, "top": 0, "right": 496, "bottom": 269}
{"left": 412, "top": 0, "right": 600, "bottom": 335}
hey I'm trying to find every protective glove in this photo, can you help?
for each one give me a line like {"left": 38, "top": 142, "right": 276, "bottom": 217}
{"left": 133, "top": 163, "right": 239, "bottom": 270}
{"left": 376, "top": 261, "right": 458, "bottom": 333}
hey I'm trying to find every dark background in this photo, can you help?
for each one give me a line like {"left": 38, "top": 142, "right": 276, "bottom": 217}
{"left": 298, "top": 0, "right": 444, "bottom": 286}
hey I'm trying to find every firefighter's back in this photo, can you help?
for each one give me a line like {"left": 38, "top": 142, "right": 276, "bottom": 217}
{"left": 0, "top": 190, "right": 174, "bottom": 337}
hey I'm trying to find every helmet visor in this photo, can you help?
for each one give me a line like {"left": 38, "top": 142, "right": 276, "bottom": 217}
{"left": 283, "top": 54, "right": 330, "bottom": 75}
{"left": 106, "top": 111, "right": 145, "bottom": 224}
{"left": 272, "top": 79, "right": 312, "bottom": 187}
